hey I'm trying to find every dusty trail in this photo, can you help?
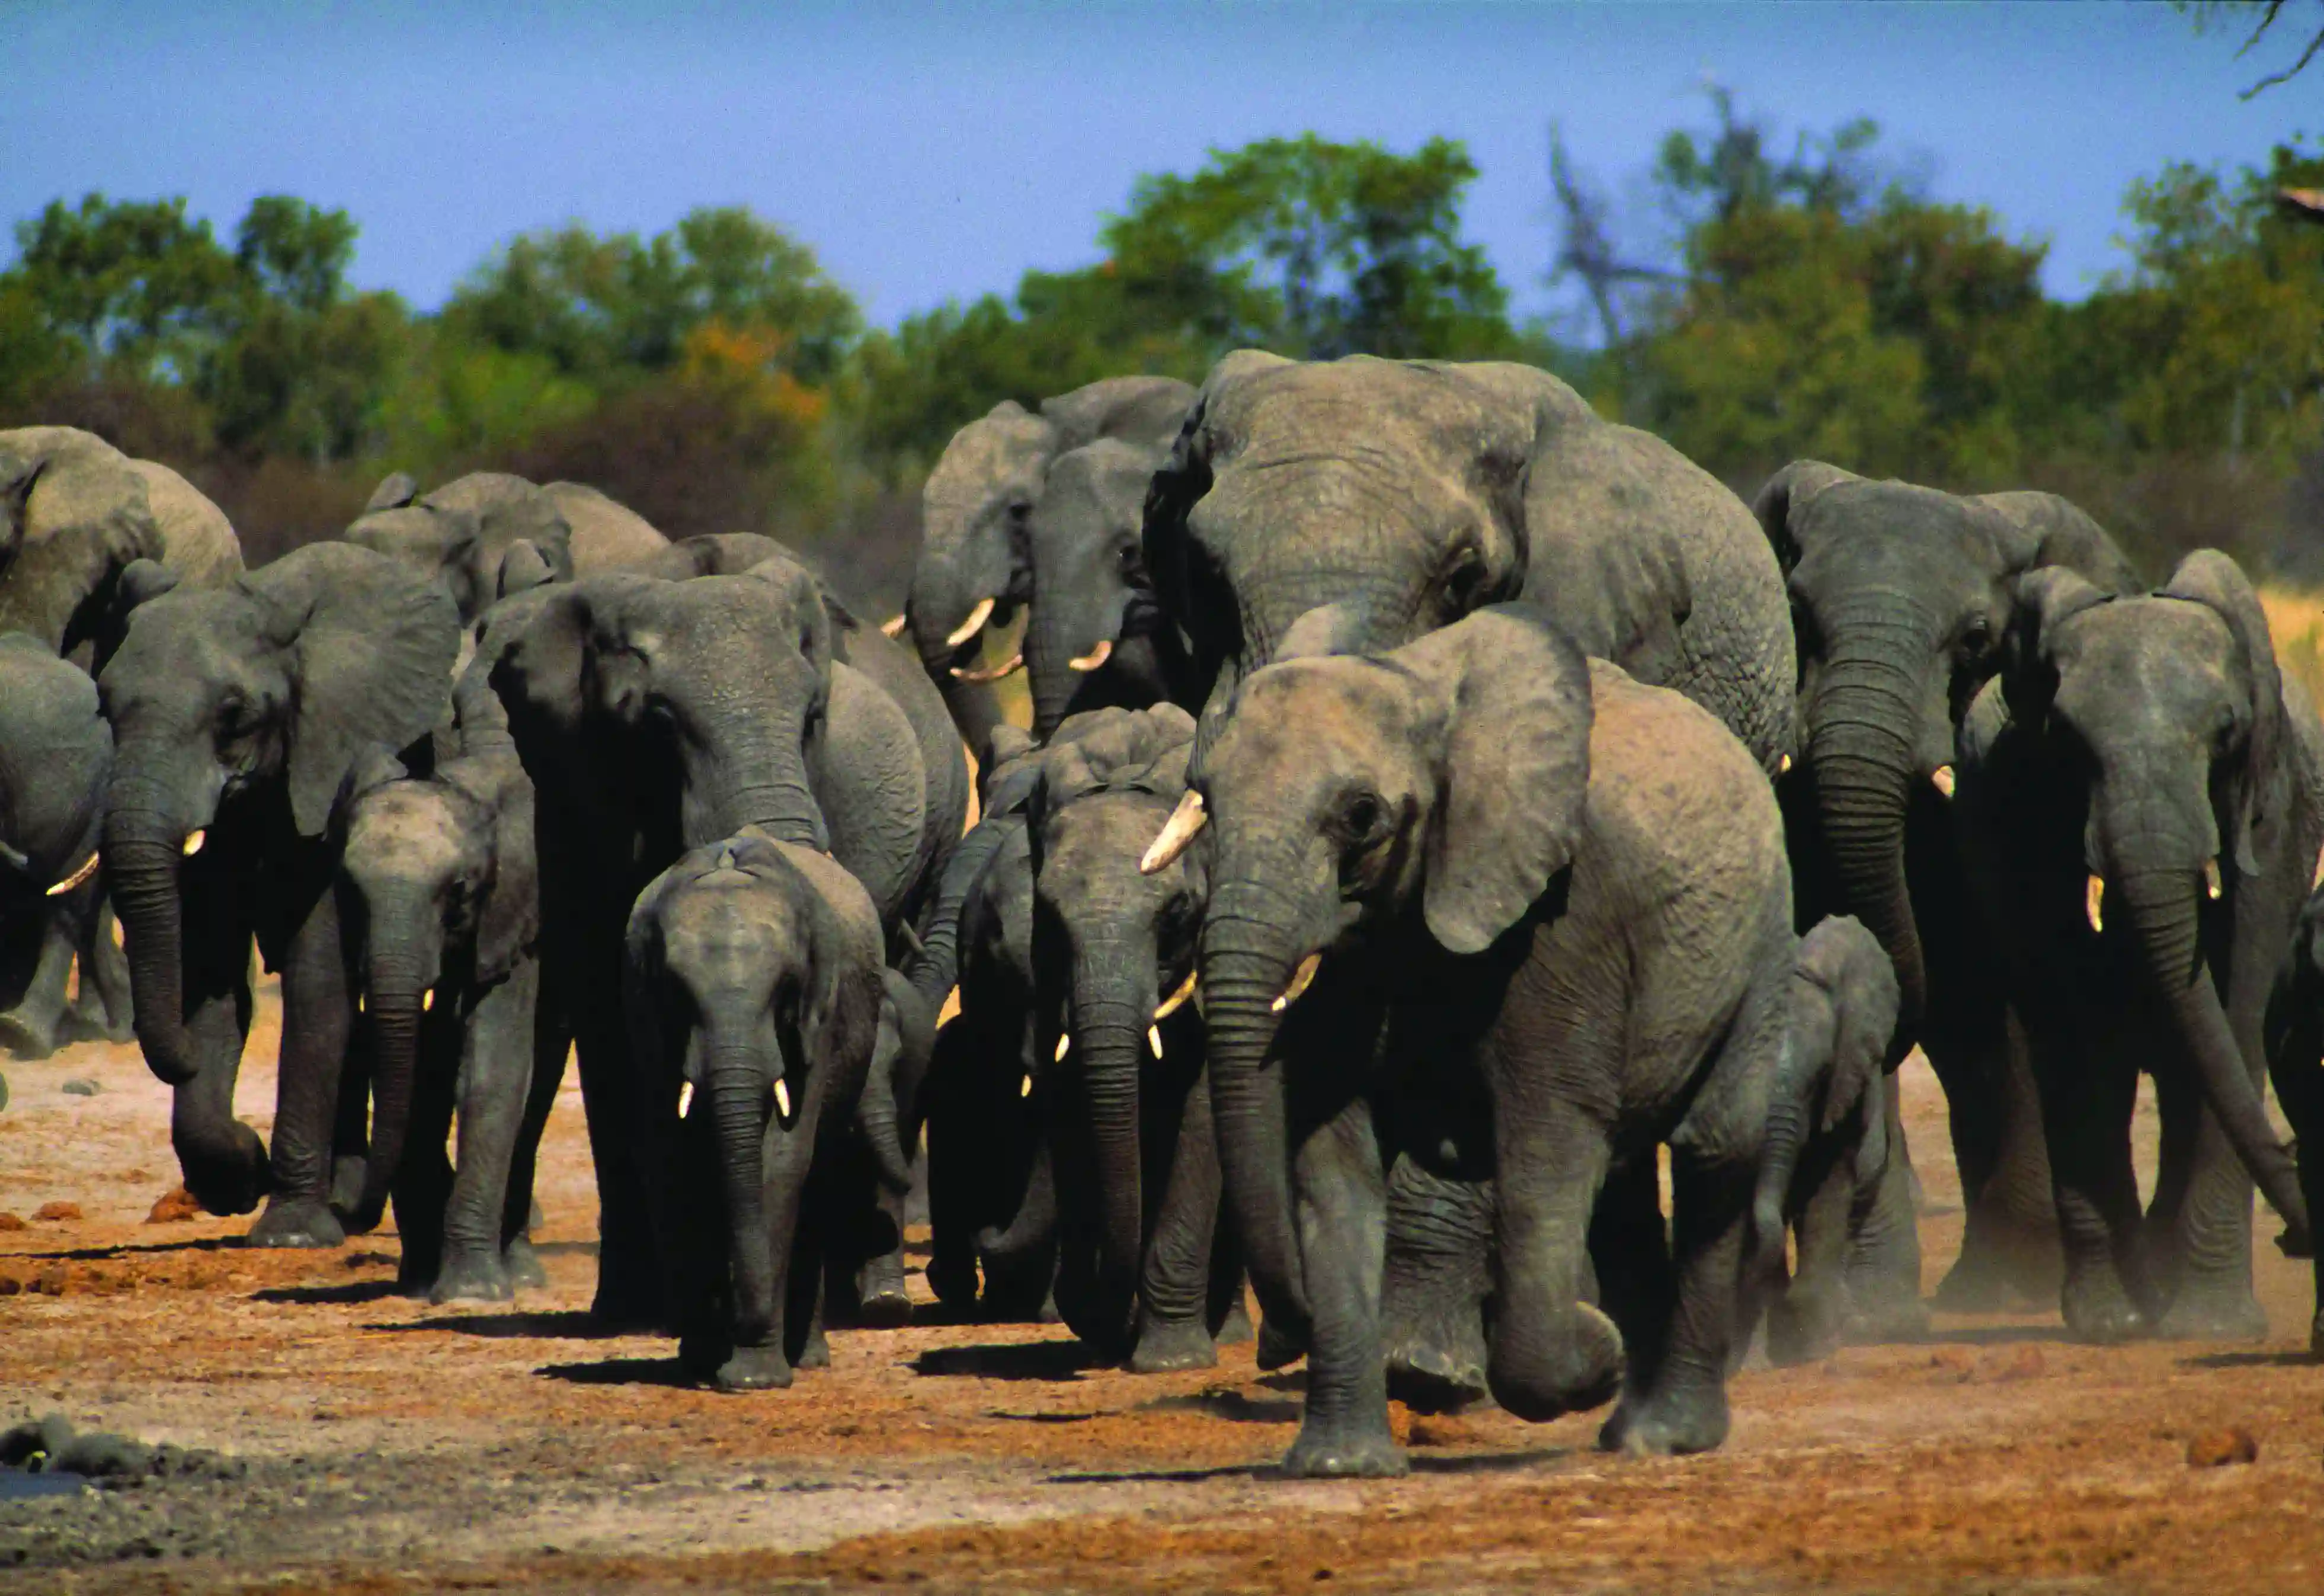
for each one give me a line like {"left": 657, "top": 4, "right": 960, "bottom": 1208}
{"left": 2, "top": 982, "right": 2320, "bottom": 1594}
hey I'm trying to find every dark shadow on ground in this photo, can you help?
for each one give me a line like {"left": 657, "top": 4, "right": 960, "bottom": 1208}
{"left": 1411, "top": 1446, "right": 1568, "bottom": 1475}
{"left": 360, "top": 1309, "right": 639, "bottom": 1341}
{"left": 251, "top": 1280, "right": 406, "bottom": 1306}
{"left": 537, "top": 1357, "right": 696, "bottom": 1388}
{"left": 25, "top": 1237, "right": 242, "bottom": 1262}
{"left": 1045, "top": 1462, "right": 1264, "bottom": 1485}
{"left": 1912, "top": 1322, "right": 2073, "bottom": 1347}
{"left": 2183, "top": 1350, "right": 2317, "bottom": 1370}
{"left": 1139, "top": 1390, "right": 1301, "bottom": 1424}
{"left": 913, "top": 1341, "right": 1096, "bottom": 1380}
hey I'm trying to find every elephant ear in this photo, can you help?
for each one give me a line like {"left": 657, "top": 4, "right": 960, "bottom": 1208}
{"left": 497, "top": 538, "right": 556, "bottom": 601}
{"left": 245, "top": 543, "right": 462, "bottom": 837}
{"left": 1978, "top": 491, "right": 2141, "bottom": 594}
{"left": 2164, "top": 549, "right": 2285, "bottom": 878}
{"left": 1141, "top": 352, "right": 1288, "bottom": 631}
{"left": 1751, "top": 460, "right": 1857, "bottom": 573}
{"left": 365, "top": 471, "right": 420, "bottom": 513}
{"left": 741, "top": 556, "right": 837, "bottom": 685}
{"left": 472, "top": 774, "right": 539, "bottom": 985}
{"left": 0, "top": 451, "right": 41, "bottom": 584}
{"left": 1820, "top": 918, "right": 1900, "bottom": 1130}
{"left": 1394, "top": 603, "right": 1595, "bottom": 955}
{"left": 2002, "top": 566, "right": 2112, "bottom": 726}
{"left": 622, "top": 869, "right": 681, "bottom": 1104}
{"left": 87, "top": 557, "right": 178, "bottom": 678}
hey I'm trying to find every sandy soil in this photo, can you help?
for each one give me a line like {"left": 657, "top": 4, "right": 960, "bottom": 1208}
{"left": 3, "top": 985, "right": 2321, "bottom": 1595}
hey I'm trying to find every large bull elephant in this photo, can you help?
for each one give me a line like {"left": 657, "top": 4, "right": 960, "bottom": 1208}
{"left": 98, "top": 542, "right": 459, "bottom": 1241}
{"left": 905, "top": 376, "right": 1195, "bottom": 751}
{"left": 1756, "top": 462, "right": 2145, "bottom": 1314}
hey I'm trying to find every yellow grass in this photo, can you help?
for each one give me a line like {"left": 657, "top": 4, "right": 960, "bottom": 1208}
{"left": 2262, "top": 584, "right": 2324, "bottom": 720}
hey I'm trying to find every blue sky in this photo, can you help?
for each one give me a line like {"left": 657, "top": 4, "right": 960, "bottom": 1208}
{"left": 2, "top": 2, "right": 2316, "bottom": 330}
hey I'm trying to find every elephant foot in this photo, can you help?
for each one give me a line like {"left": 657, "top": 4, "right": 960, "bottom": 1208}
{"left": 927, "top": 1254, "right": 979, "bottom": 1307}
{"left": 1256, "top": 1315, "right": 1307, "bottom": 1371}
{"left": 1487, "top": 1302, "right": 1625, "bottom": 1424}
{"left": 430, "top": 1249, "right": 515, "bottom": 1305}
{"left": 1764, "top": 1290, "right": 1844, "bottom": 1369}
{"left": 1839, "top": 1286, "right": 1929, "bottom": 1347}
{"left": 590, "top": 1280, "right": 670, "bottom": 1334}
{"left": 1931, "top": 1226, "right": 2061, "bottom": 1313}
{"left": 1214, "top": 1295, "right": 1255, "bottom": 1345}
{"left": 0, "top": 1007, "right": 61, "bottom": 1063}
{"left": 1598, "top": 1382, "right": 1730, "bottom": 1456}
{"left": 57, "top": 998, "right": 127, "bottom": 1049}
{"left": 179, "top": 1127, "right": 270, "bottom": 1219}
{"left": 1384, "top": 1331, "right": 1488, "bottom": 1415}
{"left": 1279, "top": 1416, "right": 1407, "bottom": 1479}
{"left": 1129, "top": 1316, "right": 1218, "bottom": 1374}
{"left": 328, "top": 1158, "right": 369, "bottom": 1220}
{"left": 796, "top": 1322, "right": 832, "bottom": 1370}
{"left": 502, "top": 1236, "right": 549, "bottom": 1291}
{"left": 852, "top": 1284, "right": 913, "bottom": 1329}
{"left": 2060, "top": 1267, "right": 2150, "bottom": 1345}
{"left": 709, "top": 1343, "right": 794, "bottom": 1392}
{"left": 2155, "top": 1285, "right": 2268, "bottom": 1344}
{"left": 243, "top": 1196, "right": 346, "bottom": 1249}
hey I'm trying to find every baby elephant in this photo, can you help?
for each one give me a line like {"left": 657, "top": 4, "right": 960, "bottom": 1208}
{"left": 335, "top": 671, "right": 547, "bottom": 1303}
{"left": 625, "top": 831, "right": 914, "bottom": 1391}
{"left": 1748, "top": 915, "right": 1901, "bottom": 1367}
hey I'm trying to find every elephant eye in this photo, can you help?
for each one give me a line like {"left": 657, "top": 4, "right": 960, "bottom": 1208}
{"left": 1439, "top": 547, "right": 1485, "bottom": 613}
{"left": 1337, "top": 790, "right": 1386, "bottom": 845}
{"left": 1961, "top": 615, "right": 1995, "bottom": 655}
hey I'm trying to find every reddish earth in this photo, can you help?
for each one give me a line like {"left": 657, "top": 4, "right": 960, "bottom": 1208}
{"left": 2, "top": 982, "right": 2320, "bottom": 1594}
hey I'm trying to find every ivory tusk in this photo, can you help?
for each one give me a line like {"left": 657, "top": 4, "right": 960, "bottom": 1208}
{"left": 950, "top": 652, "right": 1022, "bottom": 683}
{"left": 1140, "top": 790, "right": 1207, "bottom": 875}
{"left": 774, "top": 1078, "right": 792, "bottom": 1120}
{"left": 2085, "top": 874, "right": 2105, "bottom": 934}
{"left": 1931, "top": 765, "right": 1956, "bottom": 799}
{"left": 1054, "top": 1032, "right": 1070, "bottom": 1063}
{"left": 678, "top": 1079, "right": 693, "bottom": 1117}
{"left": 945, "top": 597, "right": 997, "bottom": 648}
{"left": 1019, "top": 1072, "right": 1033, "bottom": 1099}
{"left": 1779, "top": 754, "right": 1792, "bottom": 774}
{"left": 880, "top": 614, "right": 908, "bottom": 638}
{"left": 356, "top": 994, "right": 365, "bottom": 1015}
{"left": 1148, "top": 1025, "right": 1164, "bottom": 1059}
{"left": 1068, "top": 638, "right": 1115, "bottom": 673}
{"left": 1154, "top": 969, "right": 1197, "bottom": 1021}
{"left": 2204, "top": 858, "right": 2223, "bottom": 900}
{"left": 181, "top": 829, "right": 206, "bottom": 857}
{"left": 1272, "top": 952, "right": 1322, "bottom": 1014}
{"left": 44, "top": 853, "right": 100, "bottom": 896}
{"left": 422, "top": 989, "right": 436, "bottom": 1012}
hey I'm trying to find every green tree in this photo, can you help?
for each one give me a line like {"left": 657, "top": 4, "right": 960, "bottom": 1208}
{"left": 5, "top": 193, "right": 241, "bottom": 380}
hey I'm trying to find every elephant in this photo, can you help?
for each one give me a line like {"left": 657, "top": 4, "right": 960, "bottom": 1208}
{"left": 2262, "top": 882, "right": 2324, "bottom": 1355}
{"left": 1756, "top": 462, "right": 2145, "bottom": 1315}
{"left": 332, "top": 663, "right": 551, "bottom": 1303}
{"left": 1149, "top": 604, "right": 1792, "bottom": 1475}
{"left": 1746, "top": 915, "right": 1900, "bottom": 1367}
{"left": 345, "top": 471, "right": 578, "bottom": 625}
{"left": 905, "top": 375, "right": 1196, "bottom": 751}
{"left": 485, "top": 553, "right": 963, "bottom": 1324}
{"left": 1141, "top": 352, "right": 1795, "bottom": 784}
{"left": 1954, "top": 550, "right": 2316, "bottom": 1341}
{"left": 0, "top": 427, "right": 244, "bottom": 659}
{"left": 98, "top": 541, "right": 460, "bottom": 1242}
{"left": 0, "top": 633, "right": 127, "bottom": 1062}
{"left": 623, "top": 830, "right": 914, "bottom": 1390}
{"left": 542, "top": 482, "right": 670, "bottom": 571}
{"left": 1022, "top": 438, "right": 1201, "bottom": 738}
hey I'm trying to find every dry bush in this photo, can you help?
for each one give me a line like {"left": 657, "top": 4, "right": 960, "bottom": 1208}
{"left": 2262, "top": 585, "right": 2324, "bottom": 722}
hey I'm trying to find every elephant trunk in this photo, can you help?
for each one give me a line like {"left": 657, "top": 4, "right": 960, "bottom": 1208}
{"left": 1071, "top": 975, "right": 1151, "bottom": 1348}
{"left": 102, "top": 818, "right": 197, "bottom": 1086}
{"left": 978, "top": 1139, "right": 1057, "bottom": 1264}
{"left": 2115, "top": 866, "right": 2310, "bottom": 1240}
{"left": 345, "top": 952, "right": 426, "bottom": 1235}
{"left": 903, "top": 816, "right": 1014, "bottom": 1006}
{"left": 855, "top": 1036, "right": 914, "bottom": 1196}
{"left": 708, "top": 1047, "right": 779, "bottom": 1347}
{"left": 1808, "top": 671, "right": 1929, "bottom": 1043}
{"left": 1752, "top": 1089, "right": 1806, "bottom": 1286}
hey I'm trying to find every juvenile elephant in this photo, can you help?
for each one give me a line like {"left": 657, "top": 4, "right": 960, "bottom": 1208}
{"left": 0, "top": 633, "right": 125, "bottom": 1061}
{"left": 907, "top": 376, "right": 1196, "bottom": 750}
{"left": 99, "top": 542, "right": 460, "bottom": 1241}
{"left": 1957, "top": 551, "right": 2315, "bottom": 1341}
{"left": 334, "top": 665, "right": 549, "bottom": 1302}
{"left": 1142, "top": 352, "right": 1795, "bottom": 781}
{"left": 1747, "top": 915, "right": 1900, "bottom": 1367}
{"left": 345, "top": 471, "right": 578, "bottom": 625}
{"left": 625, "top": 831, "right": 912, "bottom": 1390}
{"left": 1151, "top": 604, "right": 1792, "bottom": 1475}
{"left": 1758, "top": 463, "right": 2144, "bottom": 1312}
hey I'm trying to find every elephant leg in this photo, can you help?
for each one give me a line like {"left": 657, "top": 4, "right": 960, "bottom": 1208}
{"left": 1766, "top": 1143, "right": 1856, "bottom": 1367}
{"left": 328, "top": 1025, "right": 373, "bottom": 1218}
{"left": 921, "top": 1025, "right": 981, "bottom": 1309}
{"left": 0, "top": 902, "right": 78, "bottom": 1061}
{"left": 853, "top": 1182, "right": 914, "bottom": 1327}
{"left": 389, "top": 1041, "right": 457, "bottom": 1296}
{"left": 2269, "top": 1046, "right": 2324, "bottom": 1355}
{"left": 710, "top": 1097, "right": 822, "bottom": 1392}
{"left": 75, "top": 897, "right": 134, "bottom": 1043}
{"left": 1602, "top": 1144, "right": 1747, "bottom": 1456}
{"left": 1381, "top": 1155, "right": 1493, "bottom": 1412}
{"left": 434, "top": 968, "right": 540, "bottom": 1305}
{"left": 2148, "top": 1068, "right": 2266, "bottom": 1341}
{"left": 1840, "top": 1076, "right": 1928, "bottom": 1343}
{"left": 792, "top": 1244, "right": 831, "bottom": 1371}
{"left": 2027, "top": 1005, "right": 2153, "bottom": 1342}
{"left": 1278, "top": 1091, "right": 1404, "bottom": 1479}
{"left": 497, "top": 975, "right": 568, "bottom": 1291}
{"left": 168, "top": 912, "right": 265, "bottom": 1217}
{"left": 1588, "top": 1152, "right": 1675, "bottom": 1393}
{"left": 1131, "top": 1066, "right": 1224, "bottom": 1373}
{"left": 566, "top": 938, "right": 664, "bottom": 1328}
{"left": 1929, "top": 1005, "right": 2061, "bottom": 1309}
{"left": 247, "top": 887, "right": 353, "bottom": 1249}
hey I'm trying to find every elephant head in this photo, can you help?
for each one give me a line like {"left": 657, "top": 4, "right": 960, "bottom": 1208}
{"left": 0, "top": 633, "right": 111, "bottom": 898}
{"left": 1756, "top": 462, "right": 2140, "bottom": 1040}
{"left": 345, "top": 470, "right": 577, "bottom": 624}
{"left": 97, "top": 542, "right": 458, "bottom": 1205}
{"left": 1161, "top": 604, "right": 1594, "bottom": 1341}
{"left": 1022, "top": 438, "right": 1190, "bottom": 737}
{"left": 623, "top": 831, "right": 889, "bottom": 1389}
{"left": 540, "top": 482, "right": 670, "bottom": 573}
{"left": 907, "top": 377, "right": 1195, "bottom": 749}
{"left": 0, "top": 427, "right": 168, "bottom": 655}
{"left": 2002, "top": 550, "right": 2309, "bottom": 1239}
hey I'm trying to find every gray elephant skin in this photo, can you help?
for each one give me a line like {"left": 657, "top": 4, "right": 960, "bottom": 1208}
{"left": 345, "top": 472, "right": 580, "bottom": 625}
{"left": 1142, "top": 352, "right": 1795, "bottom": 781}
{"left": 98, "top": 541, "right": 459, "bottom": 1242}
{"left": 2262, "top": 880, "right": 2324, "bottom": 1354}
{"left": 1162, "top": 604, "right": 1792, "bottom": 1476}
{"left": 1758, "top": 462, "right": 2146, "bottom": 1316}
{"left": 1956, "top": 551, "right": 2315, "bottom": 1342}
{"left": 624, "top": 831, "right": 913, "bottom": 1390}
{"left": 907, "top": 376, "right": 1196, "bottom": 751}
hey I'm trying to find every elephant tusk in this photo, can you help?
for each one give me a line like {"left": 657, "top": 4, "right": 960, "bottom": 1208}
{"left": 1148, "top": 1025, "right": 1164, "bottom": 1059}
{"left": 422, "top": 989, "right": 436, "bottom": 1012}
{"left": 1931, "top": 765, "right": 1956, "bottom": 799}
{"left": 1779, "top": 754, "right": 1792, "bottom": 775}
{"left": 1020, "top": 1072, "right": 1033, "bottom": 1099}
{"left": 945, "top": 597, "right": 997, "bottom": 649}
{"left": 1139, "top": 790, "right": 1206, "bottom": 875}
{"left": 1273, "top": 952, "right": 1321, "bottom": 1014}
{"left": 880, "top": 614, "right": 908, "bottom": 638}
{"left": 1054, "top": 1033, "right": 1070, "bottom": 1063}
{"left": 356, "top": 994, "right": 364, "bottom": 1015}
{"left": 181, "top": 828, "right": 206, "bottom": 857}
{"left": 950, "top": 652, "right": 1023, "bottom": 683}
{"left": 1154, "top": 969, "right": 1197, "bottom": 1021}
{"left": 2085, "top": 874, "right": 2105, "bottom": 934}
{"left": 774, "top": 1077, "right": 792, "bottom": 1120}
{"left": 0, "top": 839, "right": 29, "bottom": 874}
{"left": 44, "top": 853, "right": 100, "bottom": 896}
{"left": 1068, "top": 639, "right": 1114, "bottom": 673}
{"left": 2205, "top": 858, "right": 2223, "bottom": 900}
{"left": 678, "top": 1079, "right": 693, "bottom": 1117}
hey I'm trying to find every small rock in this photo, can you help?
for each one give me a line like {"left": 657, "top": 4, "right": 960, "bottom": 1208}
{"left": 145, "top": 1187, "right": 201, "bottom": 1225}
{"left": 29, "top": 1265, "right": 68, "bottom": 1296}
{"left": 0, "top": 1274, "right": 21, "bottom": 1296}
{"left": 0, "top": 1212, "right": 25, "bottom": 1232}
{"left": 2187, "top": 1427, "right": 2259, "bottom": 1467}
{"left": 58, "top": 1078, "right": 100, "bottom": 1097}
{"left": 33, "top": 1202, "right": 81, "bottom": 1222}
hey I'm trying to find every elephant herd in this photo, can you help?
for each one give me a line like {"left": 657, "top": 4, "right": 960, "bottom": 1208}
{"left": 5, "top": 344, "right": 2324, "bottom": 1479}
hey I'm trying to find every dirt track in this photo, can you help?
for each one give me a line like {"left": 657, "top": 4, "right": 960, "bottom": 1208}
{"left": 4, "top": 983, "right": 2322, "bottom": 1595}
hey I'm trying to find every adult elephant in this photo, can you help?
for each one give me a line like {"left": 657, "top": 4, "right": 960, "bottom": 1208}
{"left": 99, "top": 543, "right": 459, "bottom": 1240}
{"left": 1142, "top": 352, "right": 1795, "bottom": 781}
{"left": 344, "top": 471, "right": 577, "bottom": 624}
{"left": 486, "top": 553, "right": 963, "bottom": 1323}
{"left": 1756, "top": 463, "right": 2144, "bottom": 1312}
{"left": 1955, "top": 552, "right": 2314, "bottom": 1341}
{"left": 542, "top": 482, "right": 670, "bottom": 571}
{"left": 905, "top": 376, "right": 1196, "bottom": 751}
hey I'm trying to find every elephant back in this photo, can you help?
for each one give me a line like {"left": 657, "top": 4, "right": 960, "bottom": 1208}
{"left": 543, "top": 482, "right": 669, "bottom": 573}
{"left": 125, "top": 460, "right": 242, "bottom": 588}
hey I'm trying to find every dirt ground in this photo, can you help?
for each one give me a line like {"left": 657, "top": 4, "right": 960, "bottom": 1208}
{"left": 3, "top": 985, "right": 2322, "bottom": 1595}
